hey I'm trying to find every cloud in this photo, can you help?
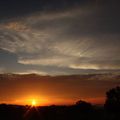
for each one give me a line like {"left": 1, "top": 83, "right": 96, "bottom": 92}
{"left": 1, "top": 22, "right": 28, "bottom": 31}
{"left": 15, "top": 70, "right": 47, "bottom": 75}
{"left": 0, "top": 67, "right": 5, "bottom": 73}
{"left": 0, "top": 1, "right": 120, "bottom": 74}
{"left": 70, "top": 62, "right": 120, "bottom": 70}
{"left": 18, "top": 56, "right": 74, "bottom": 68}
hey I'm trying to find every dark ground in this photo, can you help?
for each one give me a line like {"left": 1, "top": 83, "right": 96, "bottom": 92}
{"left": 0, "top": 103, "right": 120, "bottom": 120}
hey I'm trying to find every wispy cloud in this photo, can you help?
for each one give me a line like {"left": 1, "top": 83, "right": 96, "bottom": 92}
{"left": 15, "top": 70, "right": 47, "bottom": 75}
{"left": 0, "top": 1, "right": 120, "bottom": 74}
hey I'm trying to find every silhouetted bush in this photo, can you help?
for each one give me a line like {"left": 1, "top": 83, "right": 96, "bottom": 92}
{"left": 75, "top": 100, "right": 93, "bottom": 112}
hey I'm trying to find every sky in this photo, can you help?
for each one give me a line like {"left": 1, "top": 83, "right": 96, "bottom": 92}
{"left": 0, "top": 0, "right": 120, "bottom": 75}
{"left": 0, "top": 0, "right": 120, "bottom": 105}
{"left": 0, "top": 74, "right": 120, "bottom": 105}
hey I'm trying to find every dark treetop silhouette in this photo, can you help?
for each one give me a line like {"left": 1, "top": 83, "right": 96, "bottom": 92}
{"left": 104, "top": 86, "right": 120, "bottom": 112}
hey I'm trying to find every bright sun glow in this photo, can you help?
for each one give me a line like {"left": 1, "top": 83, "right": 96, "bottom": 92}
{"left": 31, "top": 99, "right": 37, "bottom": 106}
{"left": 15, "top": 96, "right": 50, "bottom": 106}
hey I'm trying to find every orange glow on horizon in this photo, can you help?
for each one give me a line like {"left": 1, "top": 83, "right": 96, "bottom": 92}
{"left": 0, "top": 94, "right": 105, "bottom": 106}
{"left": 3, "top": 97, "right": 105, "bottom": 106}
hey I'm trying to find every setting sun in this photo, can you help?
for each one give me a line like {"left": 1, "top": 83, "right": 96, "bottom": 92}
{"left": 31, "top": 99, "right": 37, "bottom": 106}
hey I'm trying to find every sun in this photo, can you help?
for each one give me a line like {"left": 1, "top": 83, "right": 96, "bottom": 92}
{"left": 31, "top": 99, "right": 37, "bottom": 106}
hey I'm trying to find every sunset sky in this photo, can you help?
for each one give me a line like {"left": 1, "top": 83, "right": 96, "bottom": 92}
{"left": 0, "top": 0, "right": 120, "bottom": 105}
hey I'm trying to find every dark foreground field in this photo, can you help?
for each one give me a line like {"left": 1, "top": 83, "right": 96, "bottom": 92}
{"left": 0, "top": 103, "right": 120, "bottom": 120}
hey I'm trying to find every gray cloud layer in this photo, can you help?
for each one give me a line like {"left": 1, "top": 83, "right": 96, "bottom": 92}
{"left": 0, "top": 0, "right": 120, "bottom": 75}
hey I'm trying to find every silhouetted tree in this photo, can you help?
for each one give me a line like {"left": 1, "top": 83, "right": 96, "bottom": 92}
{"left": 75, "top": 100, "right": 93, "bottom": 112}
{"left": 76, "top": 100, "right": 91, "bottom": 106}
{"left": 104, "top": 86, "right": 120, "bottom": 112}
